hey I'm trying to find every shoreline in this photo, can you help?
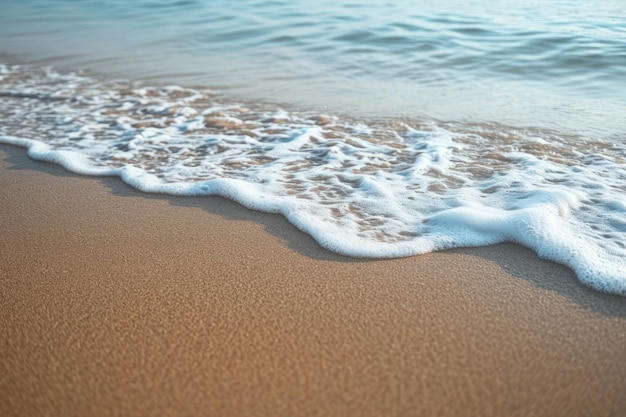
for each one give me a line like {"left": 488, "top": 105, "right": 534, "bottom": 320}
{"left": 2, "top": 144, "right": 626, "bottom": 416}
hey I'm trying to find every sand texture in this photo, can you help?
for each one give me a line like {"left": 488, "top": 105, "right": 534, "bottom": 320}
{"left": 1, "top": 144, "right": 626, "bottom": 417}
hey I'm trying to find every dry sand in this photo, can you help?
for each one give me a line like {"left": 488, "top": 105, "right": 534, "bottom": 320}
{"left": 1, "top": 144, "right": 626, "bottom": 417}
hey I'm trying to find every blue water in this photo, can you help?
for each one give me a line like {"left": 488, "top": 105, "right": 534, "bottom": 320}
{"left": 1, "top": 0, "right": 625, "bottom": 137}
{"left": 1, "top": 0, "right": 626, "bottom": 294}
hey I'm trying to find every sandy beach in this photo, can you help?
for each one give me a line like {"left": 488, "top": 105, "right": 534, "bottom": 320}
{"left": 1, "top": 143, "right": 625, "bottom": 417}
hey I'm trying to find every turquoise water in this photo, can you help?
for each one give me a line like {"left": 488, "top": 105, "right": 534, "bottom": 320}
{"left": 1, "top": 1, "right": 626, "bottom": 294}
{"left": 1, "top": 0, "right": 625, "bottom": 137}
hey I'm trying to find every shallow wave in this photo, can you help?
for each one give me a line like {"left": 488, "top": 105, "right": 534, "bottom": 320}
{"left": 2, "top": 0, "right": 625, "bottom": 135}
{"left": 1, "top": 65, "right": 625, "bottom": 295}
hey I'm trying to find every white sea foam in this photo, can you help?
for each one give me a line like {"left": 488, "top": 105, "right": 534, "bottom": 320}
{"left": 1, "top": 65, "right": 626, "bottom": 294}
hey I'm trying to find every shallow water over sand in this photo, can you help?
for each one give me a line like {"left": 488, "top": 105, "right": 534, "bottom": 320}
{"left": 1, "top": 0, "right": 625, "bottom": 138}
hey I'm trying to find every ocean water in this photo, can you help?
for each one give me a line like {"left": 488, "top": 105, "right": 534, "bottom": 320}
{"left": 1, "top": 0, "right": 625, "bottom": 294}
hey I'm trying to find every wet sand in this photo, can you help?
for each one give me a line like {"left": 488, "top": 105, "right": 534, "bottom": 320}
{"left": 1, "top": 144, "right": 626, "bottom": 417}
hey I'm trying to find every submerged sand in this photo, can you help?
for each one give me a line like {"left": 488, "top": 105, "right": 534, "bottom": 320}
{"left": 1, "top": 144, "right": 626, "bottom": 417}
